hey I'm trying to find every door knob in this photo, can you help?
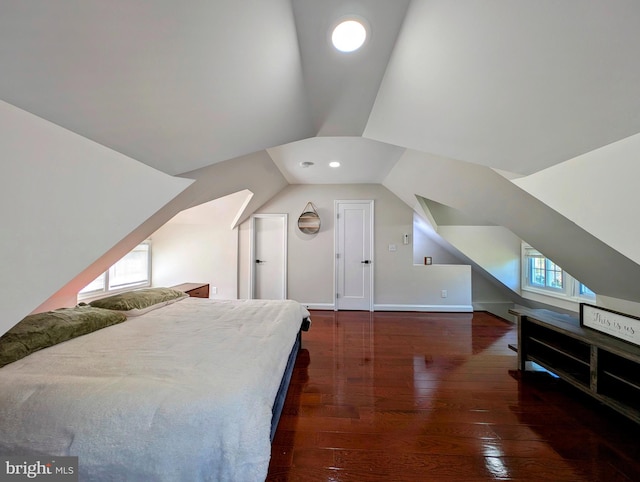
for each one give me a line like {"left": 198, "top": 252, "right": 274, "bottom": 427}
{"left": 256, "top": 259, "right": 265, "bottom": 264}
{"left": 361, "top": 260, "right": 371, "bottom": 264}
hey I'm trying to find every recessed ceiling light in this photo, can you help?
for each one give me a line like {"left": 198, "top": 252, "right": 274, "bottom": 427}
{"left": 299, "top": 161, "right": 314, "bottom": 168}
{"left": 329, "top": 161, "right": 341, "bottom": 168}
{"left": 331, "top": 19, "right": 367, "bottom": 53}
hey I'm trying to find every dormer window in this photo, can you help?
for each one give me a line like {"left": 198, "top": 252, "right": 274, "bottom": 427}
{"left": 522, "top": 244, "right": 595, "bottom": 301}
{"left": 79, "top": 242, "right": 151, "bottom": 300}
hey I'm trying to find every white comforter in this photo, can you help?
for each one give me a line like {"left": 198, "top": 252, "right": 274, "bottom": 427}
{"left": 0, "top": 298, "right": 309, "bottom": 481}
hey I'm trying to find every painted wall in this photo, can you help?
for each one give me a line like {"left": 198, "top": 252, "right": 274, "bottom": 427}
{"left": 150, "top": 192, "right": 249, "bottom": 299}
{"left": 438, "top": 225, "right": 521, "bottom": 293}
{"left": 0, "top": 100, "right": 192, "bottom": 335}
{"left": 238, "top": 184, "right": 473, "bottom": 311}
{"left": 384, "top": 148, "right": 640, "bottom": 306}
{"left": 512, "top": 132, "right": 640, "bottom": 316}
{"left": 413, "top": 215, "right": 520, "bottom": 318}
{"left": 513, "top": 132, "right": 640, "bottom": 269}
{"left": 412, "top": 214, "right": 461, "bottom": 265}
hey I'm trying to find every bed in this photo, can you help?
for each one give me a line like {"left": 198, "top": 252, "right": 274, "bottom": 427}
{"left": 0, "top": 288, "right": 310, "bottom": 481}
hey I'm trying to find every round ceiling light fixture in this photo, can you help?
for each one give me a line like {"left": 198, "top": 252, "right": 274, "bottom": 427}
{"left": 299, "top": 161, "right": 314, "bottom": 168}
{"left": 331, "top": 19, "right": 367, "bottom": 53}
{"left": 329, "top": 161, "right": 341, "bottom": 168}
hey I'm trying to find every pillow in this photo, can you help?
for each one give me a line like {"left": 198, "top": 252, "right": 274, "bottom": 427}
{"left": 89, "top": 287, "right": 188, "bottom": 316}
{"left": 0, "top": 306, "right": 127, "bottom": 368}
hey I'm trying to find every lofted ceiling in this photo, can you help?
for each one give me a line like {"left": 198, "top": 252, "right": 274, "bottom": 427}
{"left": 5, "top": 0, "right": 640, "bottom": 317}
{"left": 3, "top": 0, "right": 640, "bottom": 182}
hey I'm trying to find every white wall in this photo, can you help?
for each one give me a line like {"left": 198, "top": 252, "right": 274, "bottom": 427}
{"left": 512, "top": 132, "right": 640, "bottom": 316}
{"left": 513, "top": 132, "right": 640, "bottom": 267}
{"left": 412, "top": 213, "right": 461, "bottom": 265}
{"left": 438, "top": 225, "right": 521, "bottom": 293}
{"left": 238, "top": 184, "right": 472, "bottom": 311}
{"left": 413, "top": 215, "right": 519, "bottom": 318}
{"left": 0, "top": 101, "right": 192, "bottom": 335}
{"left": 384, "top": 148, "right": 640, "bottom": 305}
{"left": 151, "top": 191, "right": 250, "bottom": 299}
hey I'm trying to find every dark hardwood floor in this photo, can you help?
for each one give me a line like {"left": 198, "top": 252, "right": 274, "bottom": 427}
{"left": 267, "top": 310, "right": 640, "bottom": 481}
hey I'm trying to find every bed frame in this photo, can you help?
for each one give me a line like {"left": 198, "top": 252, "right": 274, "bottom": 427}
{"left": 271, "top": 330, "right": 301, "bottom": 440}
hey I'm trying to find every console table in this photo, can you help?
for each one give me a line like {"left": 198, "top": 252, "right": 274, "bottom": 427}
{"left": 510, "top": 307, "right": 640, "bottom": 424}
{"left": 171, "top": 283, "right": 210, "bottom": 299}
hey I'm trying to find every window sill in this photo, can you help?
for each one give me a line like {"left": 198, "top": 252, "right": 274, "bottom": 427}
{"left": 521, "top": 286, "right": 594, "bottom": 312}
{"left": 77, "top": 282, "right": 150, "bottom": 303}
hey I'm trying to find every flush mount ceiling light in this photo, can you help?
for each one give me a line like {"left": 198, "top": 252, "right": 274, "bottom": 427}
{"left": 299, "top": 161, "right": 314, "bottom": 168}
{"left": 331, "top": 19, "right": 367, "bottom": 53}
{"left": 329, "top": 161, "right": 341, "bottom": 168}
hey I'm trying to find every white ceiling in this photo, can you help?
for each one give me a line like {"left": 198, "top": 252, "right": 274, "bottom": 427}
{"left": 268, "top": 137, "right": 404, "bottom": 184}
{"left": 2, "top": 0, "right": 640, "bottom": 180}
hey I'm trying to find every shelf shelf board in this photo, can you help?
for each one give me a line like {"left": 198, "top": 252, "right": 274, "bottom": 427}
{"left": 527, "top": 355, "right": 590, "bottom": 390}
{"left": 529, "top": 336, "right": 590, "bottom": 366}
{"left": 601, "top": 370, "right": 640, "bottom": 392}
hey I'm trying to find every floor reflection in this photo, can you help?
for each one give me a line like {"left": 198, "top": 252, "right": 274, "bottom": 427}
{"left": 509, "top": 368, "right": 640, "bottom": 481}
{"left": 268, "top": 311, "right": 640, "bottom": 481}
{"left": 268, "top": 347, "right": 309, "bottom": 479}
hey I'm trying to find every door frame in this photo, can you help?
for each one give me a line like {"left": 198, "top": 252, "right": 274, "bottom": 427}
{"left": 249, "top": 213, "right": 288, "bottom": 300}
{"left": 334, "top": 200, "right": 374, "bottom": 311}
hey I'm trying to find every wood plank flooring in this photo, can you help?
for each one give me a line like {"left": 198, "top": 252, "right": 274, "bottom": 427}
{"left": 267, "top": 310, "right": 640, "bottom": 481}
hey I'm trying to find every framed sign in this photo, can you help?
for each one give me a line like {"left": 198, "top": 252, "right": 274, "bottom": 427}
{"left": 580, "top": 303, "right": 640, "bottom": 347}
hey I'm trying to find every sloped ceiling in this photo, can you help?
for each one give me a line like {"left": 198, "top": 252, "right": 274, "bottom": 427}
{"left": 3, "top": 0, "right": 640, "bottom": 178}
{"left": 419, "top": 198, "right": 494, "bottom": 227}
{"left": 2, "top": 0, "right": 640, "bottom": 306}
{"left": 365, "top": 0, "right": 640, "bottom": 174}
{"left": 0, "top": 0, "right": 314, "bottom": 175}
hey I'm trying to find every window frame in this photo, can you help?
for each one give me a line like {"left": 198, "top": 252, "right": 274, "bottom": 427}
{"left": 521, "top": 243, "right": 595, "bottom": 302}
{"left": 78, "top": 241, "right": 152, "bottom": 301}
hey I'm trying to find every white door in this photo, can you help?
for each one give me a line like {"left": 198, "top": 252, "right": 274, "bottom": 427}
{"left": 251, "top": 214, "right": 287, "bottom": 300}
{"left": 335, "top": 200, "right": 374, "bottom": 310}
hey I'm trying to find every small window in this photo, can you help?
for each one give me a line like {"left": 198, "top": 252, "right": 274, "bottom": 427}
{"left": 579, "top": 283, "right": 595, "bottom": 298}
{"left": 522, "top": 244, "right": 595, "bottom": 301}
{"left": 79, "top": 242, "right": 151, "bottom": 299}
{"left": 108, "top": 243, "right": 150, "bottom": 290}
{"left": 528, "top": 256, "right": 563, "bottom": 290}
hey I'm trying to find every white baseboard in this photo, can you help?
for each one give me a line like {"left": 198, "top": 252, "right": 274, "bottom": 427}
{"left": 373, "top": 304, "right": 474, "bottom": 312}
{"left": 302, "top": 303, "right": 335, "bottom": 310}
{"left": 300, "top": 303, "right": 473, "bottom": 312}
{"left": 473, "top": 302, "right": 516, "bottom": 321}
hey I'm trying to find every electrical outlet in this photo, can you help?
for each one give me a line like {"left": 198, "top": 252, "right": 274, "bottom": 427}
{"left": 441, "top": 290, "right": 447, "bottom": 298}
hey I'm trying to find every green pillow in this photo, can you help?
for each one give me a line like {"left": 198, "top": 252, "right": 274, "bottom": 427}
{"left": 89, "top": 287, "right": 187, "bottom": 315}
{"left": 0, "top": 306, "right": 127, "bottom": 368}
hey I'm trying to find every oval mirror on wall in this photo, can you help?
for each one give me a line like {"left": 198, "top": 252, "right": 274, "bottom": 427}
{"left": 298, "top": 202, "right": 320, "bottom": 234}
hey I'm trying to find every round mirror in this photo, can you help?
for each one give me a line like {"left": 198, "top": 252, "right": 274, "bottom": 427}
{"left": 298, "top": 211, "right": 321, "bottom": 234}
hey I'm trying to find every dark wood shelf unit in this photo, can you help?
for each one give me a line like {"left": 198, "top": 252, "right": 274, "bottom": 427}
{"left": 171, "top": 283, "right": 210, "bottom": 299}
{"left": 510, "top": 307, "right": 640, "bottom": 424}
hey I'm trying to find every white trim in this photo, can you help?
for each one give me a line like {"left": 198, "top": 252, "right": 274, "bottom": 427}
{"left": 77, "top": 241, "right": 151, "bottom": 301}
{"left": 334, "top": 199, "right": 375, "bottom": 312}
{"left": 302, "top": 303, "right": 335, "bottom": 311}
{"left": 249, "top": 214, "right": 288, "bottom": 300}
{"left": 299, "top": 303, "right": 474, "bottom": 312}
{"left": 374, "top": 304, "right": 474, "bottom": 312}
{"left": 521, "top": 242, "right": 595, "bottom": 306}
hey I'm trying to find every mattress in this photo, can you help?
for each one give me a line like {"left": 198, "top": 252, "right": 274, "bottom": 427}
{"left": 0, "top": 297, "right": 309, "bottom": 481}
